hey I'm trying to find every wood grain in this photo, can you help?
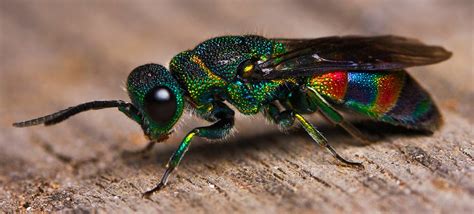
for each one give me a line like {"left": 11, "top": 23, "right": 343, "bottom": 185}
{"left": 1, "top": 0, "right": 472, "bottom": 213}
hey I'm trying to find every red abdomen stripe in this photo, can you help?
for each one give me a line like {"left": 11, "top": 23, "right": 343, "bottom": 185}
{"left": 307, "top": 70, "right": 348, "bottom": 102}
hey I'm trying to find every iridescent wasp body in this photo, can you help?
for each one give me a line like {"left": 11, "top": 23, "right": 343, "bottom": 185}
{"left": 14, "top": 35, "right": 451, "bottom": 197}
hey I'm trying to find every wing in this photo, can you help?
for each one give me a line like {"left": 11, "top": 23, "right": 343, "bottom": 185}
{"left": 251, "top": 35, "right": 452, "bottom": 79}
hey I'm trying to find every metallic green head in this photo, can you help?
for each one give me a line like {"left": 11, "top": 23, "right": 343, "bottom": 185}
{"left": 126, "top": 64, "right": 184, "bottom": 141}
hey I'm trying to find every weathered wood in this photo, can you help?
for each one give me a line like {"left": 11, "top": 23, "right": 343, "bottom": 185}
{"left": 1, "top": 1, "right": 472, "bottom": 213}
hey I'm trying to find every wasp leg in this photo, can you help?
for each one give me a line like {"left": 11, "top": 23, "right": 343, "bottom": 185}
{"left": 304, "top": 86, "right": 377, "bottom": 143}
{"left": 264, "top": 102, "right": 360, "bottom": 165}
{"left": 294, "top": 113, "right": 362, "bottom": 166}
{"left": 263, "top": 103, "right": 295, "bottom": 129}
{"left": 142, "top": 131, "right": 197, "bottom": 198}
{"left": 143, "top": 102, "right": 234, "bottom": 198}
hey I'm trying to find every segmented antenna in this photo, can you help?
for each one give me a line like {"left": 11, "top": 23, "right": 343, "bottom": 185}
{"left": 13, "top": 100, "right": 130, "bottom": 127}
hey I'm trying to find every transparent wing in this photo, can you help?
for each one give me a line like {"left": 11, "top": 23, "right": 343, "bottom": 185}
{"left": 252, "top": 35, "right": 451, "bottom": 79}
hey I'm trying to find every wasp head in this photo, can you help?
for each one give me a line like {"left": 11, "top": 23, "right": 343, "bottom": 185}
{"left": 126, "top": 64, "right": 185, "bottom": 141}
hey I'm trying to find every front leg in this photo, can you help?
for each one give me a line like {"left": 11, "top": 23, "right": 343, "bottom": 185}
{"left": 143, "top": 102, "right": 234, "bottom": 198}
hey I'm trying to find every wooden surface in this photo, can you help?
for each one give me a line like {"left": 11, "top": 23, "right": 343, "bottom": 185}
{"left": 1, "top": 0, "right": 473, "bottom": 213}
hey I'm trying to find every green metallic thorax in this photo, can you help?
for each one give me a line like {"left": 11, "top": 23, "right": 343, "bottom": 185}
{"left": 169, "top": 35, "right": 291, "bottom": 115}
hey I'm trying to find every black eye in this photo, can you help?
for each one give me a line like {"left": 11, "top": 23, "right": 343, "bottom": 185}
{"left": 144, "top": 86, "right": 177, "bottom": 124}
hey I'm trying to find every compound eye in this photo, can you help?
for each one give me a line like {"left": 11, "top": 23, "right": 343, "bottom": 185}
{"left": 144, "top": 86, "right": 177, "bottom": 124}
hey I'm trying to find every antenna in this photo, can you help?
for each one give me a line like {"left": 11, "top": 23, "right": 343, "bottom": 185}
{"left": 13, "top": 100, "right": 131, "bottom": 127}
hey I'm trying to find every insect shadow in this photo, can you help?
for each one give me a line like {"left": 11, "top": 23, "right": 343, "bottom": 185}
{"left": 120, "top": 120, "right": 433, "bottom": 169}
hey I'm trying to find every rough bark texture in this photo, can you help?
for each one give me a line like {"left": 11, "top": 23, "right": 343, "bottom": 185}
{"left": 0, "top": 0, "right": 472, "bottom": 213}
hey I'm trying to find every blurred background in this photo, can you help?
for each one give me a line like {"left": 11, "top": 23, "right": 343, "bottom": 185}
{"left": 0, "top": 0, "right": 472, "bottom": 212}
{"left": 1, "top": 0, "right": 472, "bottom": 121}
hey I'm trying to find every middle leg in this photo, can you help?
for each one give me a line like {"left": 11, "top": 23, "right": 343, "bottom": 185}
{"left": 263, "top": 103, "right": 361, "bottom": 165}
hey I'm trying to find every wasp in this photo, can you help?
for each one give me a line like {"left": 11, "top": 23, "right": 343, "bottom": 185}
{"left": 13, "top": 35, "right": 451, "bottom": 197}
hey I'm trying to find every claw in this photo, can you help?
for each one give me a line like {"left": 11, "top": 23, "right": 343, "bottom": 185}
{"left": 324, "top": 144, "right": 362, "bottom": 166}
{"left": 295, "top": 113, "right": 364, "bottom": 167}
{"left": 142, "top": 182, "right": 166, "bottom": 199}
{"left": 142, "top": 166, "right": 172, "bottom": 198}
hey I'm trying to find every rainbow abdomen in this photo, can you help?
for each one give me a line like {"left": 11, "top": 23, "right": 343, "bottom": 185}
{"left": 306, "top": 70, "right": 441, "bottom": 131}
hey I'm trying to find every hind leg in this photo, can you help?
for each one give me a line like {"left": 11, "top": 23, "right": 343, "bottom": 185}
{"left": 303, "top": 86, "right": 378, "bottom": 143}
